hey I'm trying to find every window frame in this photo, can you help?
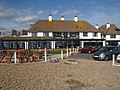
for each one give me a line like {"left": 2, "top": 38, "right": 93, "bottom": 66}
{"left": 43, "top": 32, "right": 49, "bottom": 37}
{"left": 110, "top": 34, "right": 116, "bottom": 38}
{"left": 32, "top": 32, "right": 37, "bottom": 37}
{"left": 93, "top": 32, "right": 98, "bottom": 37}
{"left": 83, "top": 32, "right": 88, "bottom": 37}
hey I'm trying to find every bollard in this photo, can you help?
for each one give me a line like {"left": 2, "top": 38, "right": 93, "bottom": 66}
{"left": 14, "top": 52, "right": 17, "bottom": 64}
{"left": 77, "top": 47, "right": 79, "bottom": 52}
{"left": 66, "top": 46, "right": 69, "bottom": 57}
{"left": 69, "top": 48, "right": 71, "bottom": 55}
{"left": 112, "top": 54, "right": 115, "bottom": 66}
{"left": 73, "top": 47, "right": 74, "bottom": 53}
{"left": 75, "top": 48, "right": 77, "bottom": 53}
{"left": 44, "top": 48, "right": 47, "bottom": 62}
{"left": 61, "top": 50, "right": 63, "bottom": 60}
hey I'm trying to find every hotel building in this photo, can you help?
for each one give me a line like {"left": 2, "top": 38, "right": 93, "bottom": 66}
{"left": 0, "top": 15, "right": 120, "bottom": 50}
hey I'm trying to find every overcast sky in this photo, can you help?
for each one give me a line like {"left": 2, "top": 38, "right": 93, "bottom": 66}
{"left": 0, "top": 0, "right": 120, "bottom": 30}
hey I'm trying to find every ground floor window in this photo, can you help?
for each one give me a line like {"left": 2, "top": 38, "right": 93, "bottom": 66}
{"left": 55, "top": 41, "right": 80, "bottom": 48}
{"left": 108, "top": 42, "right": 118, "bottom": 46}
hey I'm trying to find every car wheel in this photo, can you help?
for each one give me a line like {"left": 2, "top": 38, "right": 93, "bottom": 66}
{"left": 104, "top": 56, "right": 109, "bottom": 61}
{"left": 117, "top": 60, "right": 120, "bottom": 63}
{"left": 88, "top": 51, "right": 91, "bottom": 53}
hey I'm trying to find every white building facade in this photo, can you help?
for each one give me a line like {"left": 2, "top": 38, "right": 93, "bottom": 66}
{"left": 27, "top": 15, "right": 120, "bottom": 49}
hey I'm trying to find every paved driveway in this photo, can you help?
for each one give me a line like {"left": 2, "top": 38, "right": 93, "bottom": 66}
{"left": 68, "top": 52, "right": 93, "bottom": 60}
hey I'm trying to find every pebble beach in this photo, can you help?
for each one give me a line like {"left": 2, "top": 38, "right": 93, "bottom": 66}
{"left": 0, "top": 59, "right": 120, "bottom": 90}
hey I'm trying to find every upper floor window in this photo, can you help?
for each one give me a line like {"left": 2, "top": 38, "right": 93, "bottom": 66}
{"left": 54, "top": 32, "right": 61, "bottom": 37}
{"left": 93, "top": 32, "right": 98, "bottom": 37}
{"left": 32, "top": 32, "right": 37, "bottom": 37}
{"left": 110, "top": 35, "right": 116, "bottom": 38}
{"left": 70, "top": 33, "right": 76, "bottom": 37}
{"left": 43, "top": 32, "right": 49, "bottom": 37}
{"left": 70, "top": 32, "right": 79, "bottom": 38}
{"left": 83, "top": 32, "right": 88, "bottom": 37}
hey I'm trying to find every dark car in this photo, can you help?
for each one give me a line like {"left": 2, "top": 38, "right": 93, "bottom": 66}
{"left": 79, "top": 46, "right": 98, "bottom": 53}
{"left": 93, "top": 46, "right": 120, "bottom": 61}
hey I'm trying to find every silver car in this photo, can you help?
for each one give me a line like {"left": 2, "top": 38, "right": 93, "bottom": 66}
{"left": 116, "top": 54, "right": 120, "bottom": 63}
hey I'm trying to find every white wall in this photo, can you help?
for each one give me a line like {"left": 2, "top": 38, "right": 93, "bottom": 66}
{"left": 105, "top": 35, "right": 120, "bottom": 40}
{"left": 79, "top": 32, "right": 101, "bottom": 39}
{"left": 49, "top": 32, "right": 53, "bottom": 37}
{"left": 37, "top": 32, "right": 43, "bottom": 37}
{"left": 27, "top": 32, "right": 32, "bottom": 36}
{"left": 28, "top": 31, "right": 119, "bottom": 42}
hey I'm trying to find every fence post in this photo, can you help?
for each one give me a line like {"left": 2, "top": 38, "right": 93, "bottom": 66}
{"left": 14, "top": 51, "right": 17, "bottom": 64}
{"left": 69, "top": 48, "right": 71, "bottom": 55}
{"left": 112, "top": 54, "right": 115, "bottom": 66}
{"left": 44, "top": 47, "right": 47, "bottom": 62}
{"left": 77, "top": 46, "right": 79, "bottom": 52}
{"left": 61, "top": 50, "right": 63, "bottom": 60}
{"left": 73, "top": 47, "right": 75, "bottom": 53}
{"left": 67, "top": 46, "right": 69, "bottom": 57}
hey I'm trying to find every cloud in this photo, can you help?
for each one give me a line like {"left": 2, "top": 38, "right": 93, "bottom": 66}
{"left": 0, "top": 6, "right": 16, "bottom": 19}
{"left": 15, "top": 16, "right": 39, "bottom": 29}
{"left": 51, "top": 10, "right": 59, "bottom": 15}
{"left": 0, "top": 5, "right": 35, "bottom": 19}
{"left": 0, "top": 26, "right": 6, "bottom": 30}
{"left": 16, "top": 16, "right": 38, "bottom": 23}
{"left": 87, "top": 10, "right": 120, "bottom": 28}
{"left": 61, "top": 9, "right": 83, "bottom": 16}
{"left": 37, "top": 10, "right": 44, "bottom": 15}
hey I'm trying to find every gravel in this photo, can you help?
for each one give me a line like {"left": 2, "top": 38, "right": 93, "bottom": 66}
{"left": 0, "top": 60, "right": 120, "bottom": 90}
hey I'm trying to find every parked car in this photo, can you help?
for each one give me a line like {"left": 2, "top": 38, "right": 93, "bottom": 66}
{"left": 79, "top": 46, "right": 98, "bottom": 53}
{"left": 93, "top": 46, "right": 120, "bottom": 61}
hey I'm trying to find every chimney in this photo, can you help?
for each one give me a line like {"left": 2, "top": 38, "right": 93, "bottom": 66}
{"left": 106, "top": 23, "right": 110, "bottom": 29}
{"left": 95, "top": 24, "right": 99, "bottom": 29}
{"left": 61, "top": 16, "right": 64, "bottom": 21}
{"left": 48, "top": 15, "right": 52, "bottom": 21}
{"left": 74, "top": 16, "right": 79, "bottom": 22}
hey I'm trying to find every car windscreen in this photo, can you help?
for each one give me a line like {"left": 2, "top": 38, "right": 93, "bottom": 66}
{"left": 99, "top": 47, "right": 114, "bottom": 52}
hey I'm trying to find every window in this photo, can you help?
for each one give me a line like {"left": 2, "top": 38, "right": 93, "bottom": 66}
{"left": 93, "top": 32, "right": 98, "bottom": 37}
{"left": 32, "top": 32, "right": 37, "bottom": 37}
{"left": 54, "top": 32, "right": 61, "bottom": 39}
{"left": 70, "top": 33, "right": 76, "bottom": 37}
{"left": 83, "top": 32, "right": 88, "bottom": 37}
{"left": 70, "top": 32, "right": 79, "bottom": 39}
{"left": 43, "top": 32, "right": 49, "bottom": 37}
{"left": 54, "top": 32, "right": 61, "bottom": 37}
{"left": 110, "top": 35, "right": 116, "bottom": 38}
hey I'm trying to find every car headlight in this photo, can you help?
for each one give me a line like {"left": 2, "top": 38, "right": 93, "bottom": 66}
{"left": 99, "top": 53, "right": 105, "bottom": 59}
